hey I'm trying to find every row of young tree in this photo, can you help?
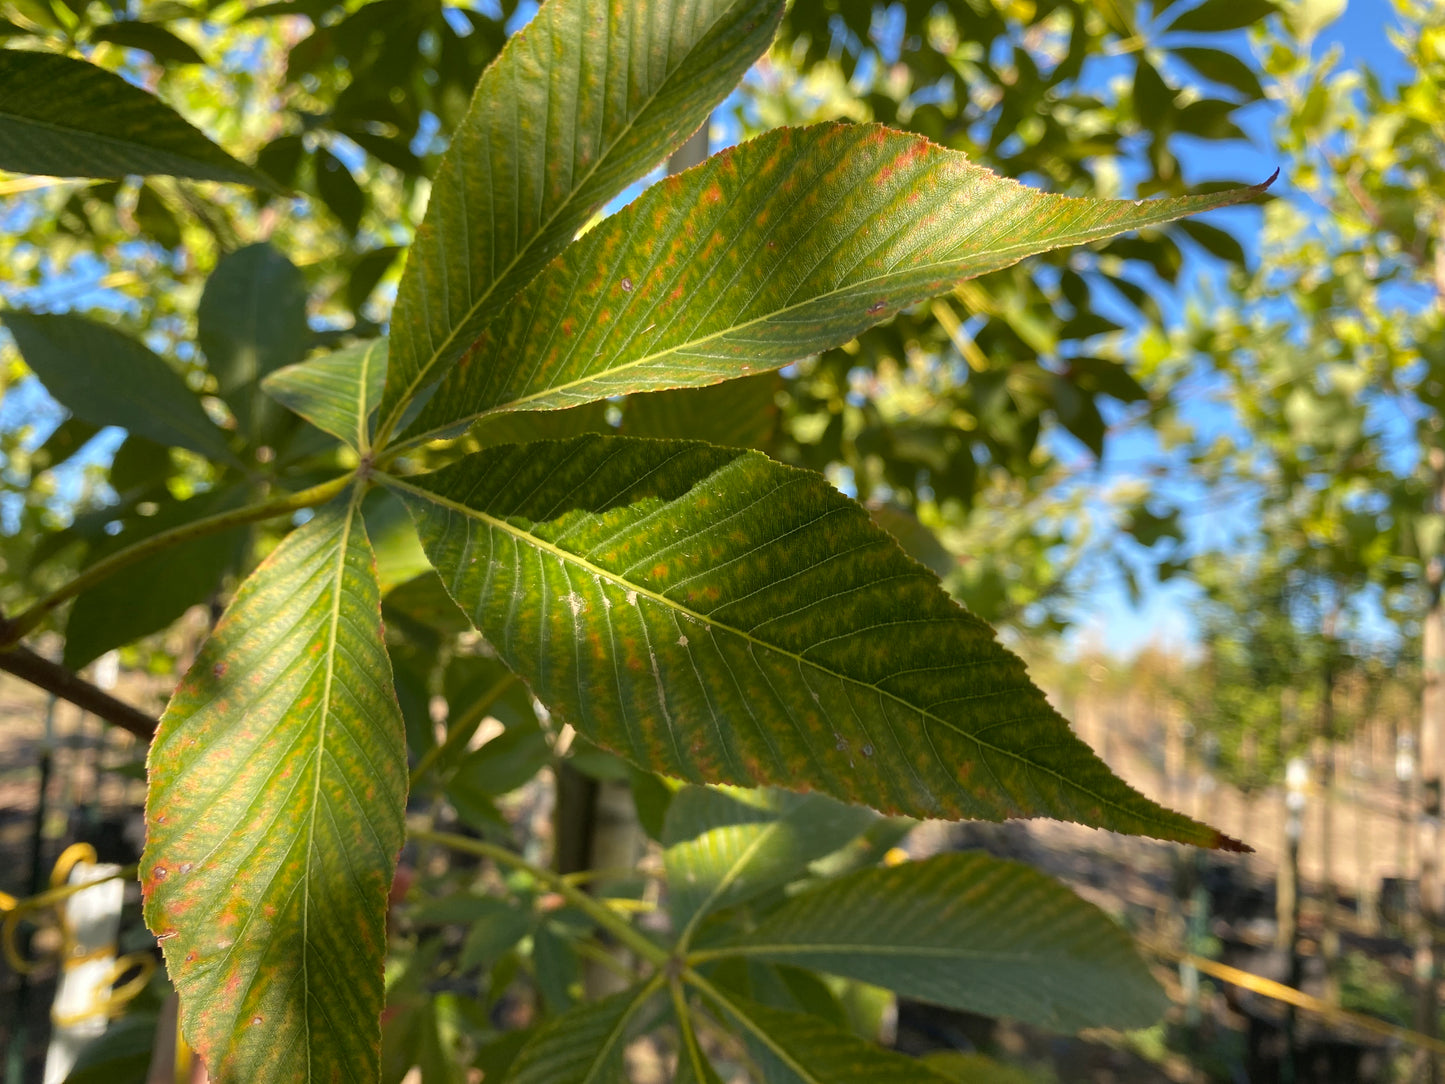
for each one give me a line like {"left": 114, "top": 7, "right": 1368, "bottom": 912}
{"left": 1165, "top": 1, "right": 1445, "bottom": 1068}
{"left": 1, "top": 0, "right": 1443, "bottom": 1080}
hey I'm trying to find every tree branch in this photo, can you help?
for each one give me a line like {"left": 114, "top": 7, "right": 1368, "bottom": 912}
{"left": 0, "top": 644, "right": 157, "bottom": 740}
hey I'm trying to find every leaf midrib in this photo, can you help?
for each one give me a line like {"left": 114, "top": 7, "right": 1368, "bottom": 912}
{"left": 301, "top": 492, "right": 360, "bottom": 1077}
{"left": 380, "top": 0, "right": 750, "bottom": 439}
{"left": 383, "top": 473, "right": 1183, "bottom": 836}
{"left": 397, "top": 191, "right": 1226, "bottom": 449}
{"left": 356, "top": 342, "right": 377, "bottom": 452}
{"left": 674, "top": 814, "right": 788, "bottom": 951}
{"left": 692, "top": 980, "right": 826, "bottom": 1084}
{"left": 0, "top": 110, "right": 227, "bottom": 171}
{"left": 582, "top": 978, "right": 661, "bottom": 1084}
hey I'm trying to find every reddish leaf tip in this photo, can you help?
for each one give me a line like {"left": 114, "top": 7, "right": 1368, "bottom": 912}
{"left": 1214, "top": 830, "right": 1253, "bottom": 854}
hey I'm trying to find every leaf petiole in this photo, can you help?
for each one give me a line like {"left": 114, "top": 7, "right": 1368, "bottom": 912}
{"left": 670, "top": 974, "right": 711, "bottom": 1083}
{"left": 407, "top": 672, "right": 520, "bottom": 789}
{"left": 407, "top": 827, "right": 671, "bottom": 968}
{"left": 1, "top": 472, "right": 356, "bottom": 648}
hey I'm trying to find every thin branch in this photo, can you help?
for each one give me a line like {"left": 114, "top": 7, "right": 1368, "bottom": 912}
{"left": 670, "top": 976, "right": 711, "bottom": 1083}
{"left": 0, "top": 472, "right": 354, "bottom": 648}
{"left": 0, "top": 644, "right": 157, "bottom": 740}
{"left": 408, "top": 673, "right": 520, "bottom": 788}
{"left": 408, "top": 826, "right": 670, "bottom": 967}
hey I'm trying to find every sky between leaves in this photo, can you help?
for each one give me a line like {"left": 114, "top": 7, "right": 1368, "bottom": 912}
{"left": 0, "top": 0, "right": 1413, "bottom": 659}
{"left": 1055, "top": 0, "right": 1419, "bottom": 657}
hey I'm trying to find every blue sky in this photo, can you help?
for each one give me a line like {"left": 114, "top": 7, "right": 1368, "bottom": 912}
{"left": 0, "top": 0, "right": 1414, "bottom": 655}
{"left": 1065, "top": 0, "right": 1412, "bottom": 657}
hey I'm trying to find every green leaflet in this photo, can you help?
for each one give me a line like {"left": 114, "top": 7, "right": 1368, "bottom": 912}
{"left": 199, "top": 243, "right": 310, "bottom": 444}
{"left": 387, "top": 434, "right": 1239, "bottom": 849}
{"left": 621, "top": 372, "right": 782, "bottom": 448}
{"left": 458, "top": 900, "right": 532, "bottom": 972}
{"left": 3, "top": 311, "right": 237, "bottom": 465}
{"left": 1163, "top": 0, "right": 1278, "bottom": 34}
{"left": 866, "top": 503, "right": 956, "bottom": 581}
{"left": 399, "top": 123, "right": 1272, "bottom": 445}
{"left": 263, "top": 339, "right": 388, "bottom": 452}
{"left": 0, "top": 50, "right": 266, "bottom": 184}
{"left": 709, "top": 853, "right": 1167, "bottom": 1032}
{"left": 703, "top": 993, "right": 957, "bottom": 1084}
{"left": 662, "top": 786, "right": 875, "bottom": 943}
{"left": 141, "top": 496, "right": 408, "bottom": 1084}
{"left": 377, "top": 0, "right": 787, "bottom": 441}
{"left": 504, "top": 982, "right": 660, "bottom": 1084}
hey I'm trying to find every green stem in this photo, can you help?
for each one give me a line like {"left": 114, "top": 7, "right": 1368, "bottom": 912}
{"left": 407, "top": 673, "right": 519, "bottom": 789}
{"left": 684, "top": 967, "right": 818, "bottom": 1082}
{"left": 670, "top": 975, "right": 711, "bottom": 1082}
{"left": 1, "top": 473, "right": 354, "bottom": 648}
{"left": 408, "top": 827, "right": 670, "bottom": 968}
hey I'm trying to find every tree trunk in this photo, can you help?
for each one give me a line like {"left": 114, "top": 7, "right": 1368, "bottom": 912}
{"left": 1318, "top": 613, "right": 1340, "bottom": 1002}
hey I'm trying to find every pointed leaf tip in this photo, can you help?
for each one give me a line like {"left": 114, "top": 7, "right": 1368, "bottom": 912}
{"left": 390, "top": 434, "right": 1234, "bottom": 850}
{"left": 403, "top": 122, "right": 1280, "bottom": 442}
{"left": 1215, "top": 829, "right": 1252, "bottom": 854}
{"left": 379, "top": 0, "right": 787, "bottom": 440}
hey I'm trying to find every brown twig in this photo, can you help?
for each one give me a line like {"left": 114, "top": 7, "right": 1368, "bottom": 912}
{"left": 0, "top": 644, "right": 157, "bottom": 740}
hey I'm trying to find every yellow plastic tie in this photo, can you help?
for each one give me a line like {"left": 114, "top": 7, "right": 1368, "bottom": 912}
{"left": 50, "top": 842, "right": 99, "bottom": 889}
{"left": 1146, "top": 940, "right": 1445, "bottom": 1057}
{"left": 1, "top": 850, "right": 134, "bottom": 977}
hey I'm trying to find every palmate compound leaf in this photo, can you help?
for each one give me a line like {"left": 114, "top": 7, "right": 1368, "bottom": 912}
{"left": 141, "top": 494, "right": 408, "bottom": 1083}
{"left": 387, "top": 434, "right": 1241, "bottom": 849}
{"left": 0, "top": 49, "right": 267, "bottom": 185}
{"left": 377, "top": 0, "right": 787, "bottom": 441}
{"left": 398, "top": 122, "right": 1274, "bottom": 446}
{"left": 709, "top": 852, "right": 1167, "bottom": 1032}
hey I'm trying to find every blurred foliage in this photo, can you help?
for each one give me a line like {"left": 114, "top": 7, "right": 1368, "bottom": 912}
{"left": 746, "top": 0, "right": 1276, "bottom": 629}
{"left": 0, "top": 0, "right": 1278, "bottom": 639}
{"left": 1154, "top": 0, "right": 1445, "bottom": 784}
